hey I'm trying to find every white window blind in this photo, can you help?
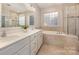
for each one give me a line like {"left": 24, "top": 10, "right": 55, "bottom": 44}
{"left": 44, "top": 12, "right": 58, "bottom": 27}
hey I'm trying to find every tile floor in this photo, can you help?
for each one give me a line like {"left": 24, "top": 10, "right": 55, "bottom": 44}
{"left": 37, "top": 44, "right": 78, "bottom": 55}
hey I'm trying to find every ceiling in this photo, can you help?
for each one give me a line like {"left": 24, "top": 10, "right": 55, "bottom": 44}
{"left": 6, "top": 3, "right": 77, "bottom": 12}
{"left": 6, "top": 3, "right": 64, "bottom": 13}
{"left": 6, "top": 3, "right": 63, "bottom": 13}
{"left": 4, "top": 3, "right": 76, "bottom": 13}
{"left": 37, "top": 3, "right": 63, "bottom": 9}
{"left": 6, "top": 3, "right": 26, "bottom": 13}
{"left": 5, "top": 3, "right": 36, "bottom": 13}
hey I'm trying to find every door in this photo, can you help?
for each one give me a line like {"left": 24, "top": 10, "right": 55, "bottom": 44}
{"left": 76, "top": 18, "right": 79, "bottom": 39}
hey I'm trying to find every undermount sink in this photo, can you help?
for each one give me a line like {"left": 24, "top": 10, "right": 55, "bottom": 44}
{"left": 5, "top": 32, "right": 26, "bottom": 37}
{"left": 0, "top": 32, "right": 26, "bottom": 41}
{"left": 0, "top": 35, "right": 20, "bottom": 41}
{"left": 7, "top": 34, "right": 23, "bottom": 37}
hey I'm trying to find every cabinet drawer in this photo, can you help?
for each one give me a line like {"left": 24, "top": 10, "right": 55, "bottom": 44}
{"left": 0, "top": 37, "right": 30, "bottom": 55}
{"left": 37, "top": 32, "right": 43, "bottom": 42}
{"left": 30, "top": 33, "right": 38, "bottom": 41}
{"left": 15, "top": 45, "right": 30, "bottom": 55}
{"left": 31, "top": 39, "right": 37, "bottom": 51}
{"left": 30, "top": 35, "right": 35, "bottom": 41}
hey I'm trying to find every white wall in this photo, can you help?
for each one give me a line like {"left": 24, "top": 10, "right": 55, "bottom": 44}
{"left": 25, "top": 4, "right": 41, "bottom": 29}
{"left": 32, "top": 4, "right": 41, "bottom": 28}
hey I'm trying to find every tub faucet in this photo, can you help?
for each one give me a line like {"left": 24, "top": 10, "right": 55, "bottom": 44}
{"left": 57, "top": 32, "right": 62, "bottom": 34}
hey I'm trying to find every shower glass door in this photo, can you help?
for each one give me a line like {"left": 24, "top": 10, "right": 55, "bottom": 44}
{"left": 67, "top": 17, "right": 76, "bottom": 35}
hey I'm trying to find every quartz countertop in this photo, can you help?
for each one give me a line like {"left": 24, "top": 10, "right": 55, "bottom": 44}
{"left": 0, "top": 29, "right": 41, "bottom": 50}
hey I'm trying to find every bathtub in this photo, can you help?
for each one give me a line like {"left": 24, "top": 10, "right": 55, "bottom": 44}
{"left": 43, "top": 31, "right": 79, "bottom": 50}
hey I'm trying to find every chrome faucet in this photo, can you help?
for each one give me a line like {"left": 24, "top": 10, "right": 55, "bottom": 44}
{"left": 1, "top": 29, "right": 6, "bottom": 37}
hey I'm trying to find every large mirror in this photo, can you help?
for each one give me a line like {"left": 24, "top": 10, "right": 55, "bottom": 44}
{"left": 0, "top": 3, "right": 35, "bottom": 28}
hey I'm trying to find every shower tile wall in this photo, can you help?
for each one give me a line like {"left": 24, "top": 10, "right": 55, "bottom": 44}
{"left": 63, "top": 4, "right": 79, "bottom": 39}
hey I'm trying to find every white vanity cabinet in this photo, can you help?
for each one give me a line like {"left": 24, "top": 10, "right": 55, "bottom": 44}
{"left": 16, "top": 31, "right": 43, "bottom": 55}
{"left": 30, "top": 31, "right": 43, "bottom": 55}
{"left": 0, "top": 30, "right": 43, "bottom": 55}
{"left": 0, "top": 37, "right": 30, "bottom": 55}
{"left": 15, "top": 45, "right": 30, "bottom": 55}
{"left": 15, "top": 37, "right": 31, "bottom": 55}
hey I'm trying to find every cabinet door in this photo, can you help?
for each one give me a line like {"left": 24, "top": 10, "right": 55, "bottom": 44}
{"left": 15, "top": 45, "right": 30, "bottom": 55}
{"left": 37, "top": 32, "right": 43, "bottom": 50}
{"left": 30, "top": 31, "right": 43, "bottom": 55}
{"left": 31, "top": 39, "right": 37, "bottom": 55}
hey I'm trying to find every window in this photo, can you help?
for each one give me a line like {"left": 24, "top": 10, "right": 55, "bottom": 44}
{"left": 29, "top": 15, "right": 34, "bottom": 25}
{"left": 18, "top": 15, "right": 25, "bottom": 26}
{"left": 44, "top": 12, "right": 58, "bottom": 27}
{"left": 1, "top": 16, "right": 5, "bottom": 27}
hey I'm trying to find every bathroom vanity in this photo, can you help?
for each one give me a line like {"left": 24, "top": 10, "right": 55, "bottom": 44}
{"left": 0, "top": 29, "right": 43, "bottom": 55}
{"left": 0, "top": 3, "right": 43, "bottom": 55}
